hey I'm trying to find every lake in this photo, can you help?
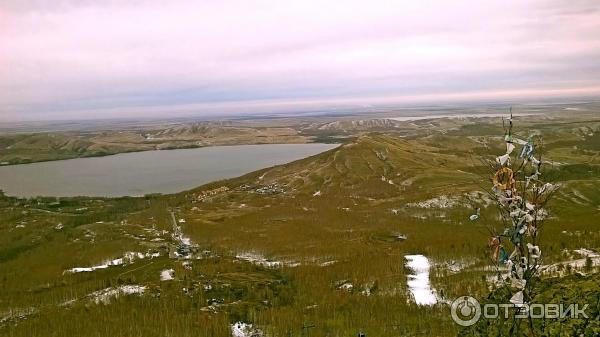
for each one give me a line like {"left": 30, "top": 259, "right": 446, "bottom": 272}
{"left": 390, "top": 112, "right": 538, "bottom": 121}
{"left": 0, "top": 143, "right": 338, "bottom": 197}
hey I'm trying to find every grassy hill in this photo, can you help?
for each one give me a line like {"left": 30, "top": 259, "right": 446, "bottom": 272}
{"left": 1, "top": 122, "right": 599, "bottom": 336}
{"left": 0, "top": 123, "right": 311, "bottom": 165}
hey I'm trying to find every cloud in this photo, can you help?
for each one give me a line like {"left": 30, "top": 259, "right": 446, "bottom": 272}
{"left": 1, "top": 0, "right": 600, "bottom": 121}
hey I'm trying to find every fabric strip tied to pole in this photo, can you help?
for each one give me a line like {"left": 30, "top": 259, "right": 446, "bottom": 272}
{"left": 496, "top": 153, "right": 511, "bottom": 166}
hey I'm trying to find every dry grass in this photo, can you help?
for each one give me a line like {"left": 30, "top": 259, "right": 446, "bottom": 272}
{"left": 1, "top": 113, "right": 600, "bottom": 336}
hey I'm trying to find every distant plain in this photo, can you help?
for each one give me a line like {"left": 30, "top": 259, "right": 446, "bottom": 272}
{"left": 1, "top": 101, "right": 599, "bottom": 336}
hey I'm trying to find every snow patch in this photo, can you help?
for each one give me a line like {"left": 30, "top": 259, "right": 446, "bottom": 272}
{"left": 442, "top": 260, "right": 475, "bottom": 274}
{"left": 0, "top": 307, "right": 37, "bottom": 325}
{"left": 337, "top": 282, "right": 353, "bottom": 291}
{"left": 88, "top": 285, "right": 146, "bottom": 304}
{"left": 160, "top": 269, "right": 174, "bottom": 281}
{"left": 65, "top": 251, "right": 161, "bottom": 273}
{"left": 231, "top": 322, "right": 263, "bottom": 337}
{"left": 407, "top": 195, "right": 458, "bottom": 209}
{"left": 236, "top": 252, "right": 298, "bottom": 268}
{"left": 180, "top": 236, "right": 192, "bottom": 246}
{"left": 574, "top": 248, "right": 599, "bottom": 258}
{"left": 405, "top": 255, "right": 437, "bottom": 305}
{"left": 319, "top": 260, "right": 337, "bottom": 267}
{"left": 540, "top": 249, "right": 600, "bottom": 276}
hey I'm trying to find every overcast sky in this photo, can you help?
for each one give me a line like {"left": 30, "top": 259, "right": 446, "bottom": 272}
{"left": 1, "top": 0, "right": 600, "bottom": 121}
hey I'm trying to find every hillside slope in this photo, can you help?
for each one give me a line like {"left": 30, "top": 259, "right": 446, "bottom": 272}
{"left": 1, "top": 132, "right": 599, "bottom": 337}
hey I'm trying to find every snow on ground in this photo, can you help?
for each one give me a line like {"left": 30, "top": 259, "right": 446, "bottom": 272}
{"left": 67, "top": 265, "right": 110, "bottom": 273}
{"left": 236, "top": 252, "right": 298, "bottom": 268}
{"left": 171, "top": 215, "right": 195, "bottom": 249}
{"left": 395, "top": 233, "right": 408, "bottom": 241}
{"left": 180, "top": 236, "right": 192, "bottom": 246}
{"left": 441, "top": 259, "right": 476, "bottom": 274}
{"left": 405, "top": 255, "right": 437, "bottom": 305}
{"left": 319, "top": 260, "right": 337, "bottom": 267}
{"left": 0, "top": 307, "right": 37, "bottom": 325}
{"left": 407, "top": 195, "right": 458, "bottom": 209}
{"left": 231, "top": 322, "right": 262, "bottom": 337}
{"left": 541, "top": 248, "right": 600, "bottom": 276}
{"left": 237, "top": 252, "right": 282, "bottom": 268}
{"left": 88, "top": 285, "right": 146, "bottom": 304}
{"left": 160, "top": 269, "right": 175, "bottom": 281}
{"left": 334, "top": 279, "right": 354, "bottom": 291}
{"left": 465, "top": 191, "right": 494, "bottom": 207}
{"left": 65, "top": 251, "right": 161, "bottom": 273}
{"left": 483, "top": 249, "right": 600, "bottom": 283}
{"left": 574, "top": 248, "right": 599, "bottom": 258}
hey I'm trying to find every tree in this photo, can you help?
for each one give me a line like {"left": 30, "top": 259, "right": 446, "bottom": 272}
{"left": 470, "top": 110, "right": 559, "bottom": 335}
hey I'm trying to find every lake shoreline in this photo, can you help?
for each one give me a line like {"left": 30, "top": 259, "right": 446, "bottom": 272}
{"left": 0, "top": 143, "right": 339, "bottom": 198}
{"left": 1, "top": 139, "right": 340, "bottom": 167}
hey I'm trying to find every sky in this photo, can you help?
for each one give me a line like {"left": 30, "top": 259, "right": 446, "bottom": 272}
{"left": 1, "top": 0, "right": 600, "bottom": 121}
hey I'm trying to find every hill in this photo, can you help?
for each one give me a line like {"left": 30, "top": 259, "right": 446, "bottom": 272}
{"left": 1, "top": 128, "right": 599, "bottom": 336}
{"left": 0, "top": 123, "right": 311, "bottom": 165}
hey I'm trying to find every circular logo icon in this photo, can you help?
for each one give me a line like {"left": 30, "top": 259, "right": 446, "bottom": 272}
{"left": 451, "top": 296, "right": 481, "bottom": 326}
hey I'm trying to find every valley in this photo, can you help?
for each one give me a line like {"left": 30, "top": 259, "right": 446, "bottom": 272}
{"left": 1, "top": 107, "right": 599, "bottom": 336}
{"left": 2, "top": 102, "right": 597, "bottom": 166}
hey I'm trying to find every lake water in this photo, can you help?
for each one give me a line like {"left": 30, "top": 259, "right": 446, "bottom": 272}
{"left": 0, "top": 143, "right": 338, "bottom": 197}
